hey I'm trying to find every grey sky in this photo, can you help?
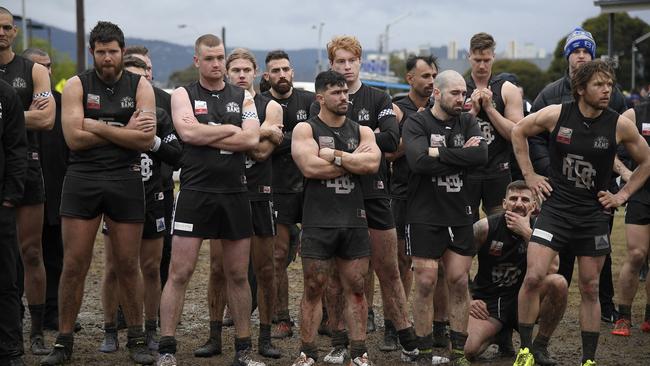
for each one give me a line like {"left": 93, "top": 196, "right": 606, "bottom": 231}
{"left": 6, "top": 0, "right": 650, "bottom": 53}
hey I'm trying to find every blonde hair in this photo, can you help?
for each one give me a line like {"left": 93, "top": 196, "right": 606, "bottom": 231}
{"left": 227, "top": 48, "right": 257, "bottom": 70}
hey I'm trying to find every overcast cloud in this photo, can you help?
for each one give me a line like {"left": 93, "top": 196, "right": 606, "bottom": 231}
{"left": 5, "top": 0, "right": 650, "bottom": 53}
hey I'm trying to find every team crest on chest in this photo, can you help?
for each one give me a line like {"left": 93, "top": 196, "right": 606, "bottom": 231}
{"left": 346, "top": 138, "right": 359, "bottom": 151}
{"left": 226, "top": 102, "right": 241, "bottom": 113}
{"left": 87, "top": 94, "right": 101, "bottom": 109}
{"left": 120, "top": 96, "right": 134, "bottom": 109}
{"left": 557, "top": 127, "right": 572, "bottom": 144}
{"left": 318, "top": 136, "right": 335, "bottom": 149}
{"left": 12, "top": 77, "right": 26, "bottom": 89}
{"left": 593, "top": 136, "right": 609, "bottom": 149}
{"left": 642, "top": 123, "right": 650, "bottom": 136}
{"left": 358, "top": 108, "right": 370, "bottom": 122}
{"left": 296, "top": 109, "right": 308, "bottom": 121}
{"left": 194, "top": 100, "right": 207, "bottom": 114}
{"left": 452, "top": 134, "right": 465, "bottom": 147}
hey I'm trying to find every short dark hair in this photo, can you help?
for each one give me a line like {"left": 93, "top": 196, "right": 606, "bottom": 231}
{"left": 406, "top": 55, "right": 439, "bottom": 73}
{"left": 194, "top": 34, "right": 222, "bottom": 54}
{"left": 470, "top": 32, "right": 496, "bottom": 53}
{"left": 506, "top": 180, "right": 531, "bottom": 194}
{"left": 124, "top": 45, "right": 149, "bottom": 57}
{"left": 89, "top": 21, "right": 125, "bottom": 50}
{"left": 265, "top": 50, "right": 290, "bottom": 66}
{"left": 315, "top": 70, "right": 347, "bottom": 93}
{"left": 123, "top": 54, "right": 148, "bottom": 71}
{"left": 571, "top": 60, "right": 614, "bottom": 101}
{"left": 22, "top": 47, "right": 48, "bottom": 59}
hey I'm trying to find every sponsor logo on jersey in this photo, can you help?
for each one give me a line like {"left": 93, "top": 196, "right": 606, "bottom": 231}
{"left": 226, "top": 102, "right": 241, "bottom": 113}
{"left": 557, "top": 127, "right": 572, "bottom": 144}
{"left": 120, "top": 96, "right": 134, "bottom": 109}
{"left": 30, "top": 152, "right": 39, "bottom": 161}
{"left": 488, "top": 240, "right": 504, "bottom": 256}
{"left": 296, "top": 109, "right": 308, "bottom": 121}
{"left": 194, "top": 100, "right": 207, "bottom": 114}
{"left": 452, "top": 134, "right": 465, "bottom": 147}
{"left": 358, "top": 108, "right": 370, "bottom": 122}
{"left": 357, "top": 208, "right": 366, "bottom": 219}
{"left": 430, "top": 134, "right": 446, "bottom": 147}
{"left": 375, "top": 180, "right": 384, "bottom": 190}
{"left": 477, "top": 118, "right": 496, "bottom": 144}
{"left": 156, "top": 217, "right": 166, "bottom": 232}
{"left": 593, "top": 136, "right": 609, "bottom": 149}
{"left": 87, "top": 93, "right": 101, "bottom": 109}
{"left": 563, "top": 153, "right": 596, "bottom": 190}
{"left": 435, "top": 173, "right": 463, "bottom": 193}
{"left": 12, "top": 77, "right": 26, "bottom": 89}
{"left": 140, "top": 152, "right": 153, "bottom": 181}
{"left": 642, "top": 123, "right": 650, "bottom": 136}
{"left": 173, "top": 221, "right": 193, "bottom": 232}
{"left": 156, "top": 192, "right": 165, "bottom": 201}
{"left": 325, "top": 174, "right": 355, "bottom": 194}
{"left": 498, "top": 162, "right": 510, "bottom": 171}
{"left": 318, "top": 136, "right": 335, "bottom": 149}
{"left": 259, "top": 185, "right": 272, "bottom": 194}
{"left": 532, "top": 228, "right": 553, "bottom": 242}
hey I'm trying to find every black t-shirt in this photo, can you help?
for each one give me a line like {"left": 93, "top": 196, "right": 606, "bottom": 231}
{"left": 391, "top": 95, "right": 419, "bottom": 198}
{"left": 141, "top": 108, "right": 181, "bottom": 199}
{"left": 544, "top": 102, "right": 618, "bottom": 221}
{"left": 0, "top": 54, "right": 40, "bottom": 172}
{"left": 464, "top": 75, "right": 512, "bottom": 178}
{"left": 472, "top": 214, "right": 529, "bottom": 301}
{"left": 626, "top": 102, "right": 650, "bottom": 203}
{"left": 180, "top": 81, "right": 248, "bottom": 193}
{"left": 245, "top": 93, "right": 273, "bottom": 201}
{"left": 154, "top": 86, "right": 176, "bottom": 192}
{"left": 38, "top": 90, "right": 68, "bottom": 225}
{"left": 403, "top": 110, "right": 487, "bottom": 226}
{"left": 302, "top": 117, "right": 366, "bottom": 228}
{"left": 0, "top": 78, "right": 27, "bottom": 205}
{"left": 263, "top": 88, "right": 315, "bottom": 193}
{"left": 67, "top": 69, "right": 141, "bottom": 180}
{"left": 311, "top": 83, "right": 399, "bottom": 199}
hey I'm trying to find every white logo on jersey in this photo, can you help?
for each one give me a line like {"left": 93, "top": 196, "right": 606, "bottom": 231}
{"left": 296, "top": 109, "right": 308, "bottom": 121}
{"left": 562, "top": 153, "right": 596, "bottom": 190}
{"left": 140, "top": 153, "right": 153, "bottom": 181}
{"left": 435, "top": 173, "right": 463, "bottom": 193}
{"left": 245, "top": 156, "right": 256, "bottom": 169}
{"left": 491, "top": 263, "right": 522, "bottom": 288}
{"left": 476, "top": 117, "right": 495, "bottom": 144}
{"left": 325, "top": 174, "right": 355, "bottom": 194}
{"left": 120, "top": 96, "right": 134, "bottom": 109}
{"left": 452, "top": 134, "right": 465, "bottom": 147}
{"left": 226, "top": 102, "right": 241, "bottom": 113}
{"left": 593, "top": 136, "right": 609, "bottom": 149}
{"left": 358, "top": 108, "right": 370, "bottom": 122}
{"left": 12, "top": 77, "right": 26, "bottom": 89}
{"left": 430, "top": 134, "right": 446, "bottom": 147}
{"left": 0, "top": 101, "right": 3, "bottom": 119}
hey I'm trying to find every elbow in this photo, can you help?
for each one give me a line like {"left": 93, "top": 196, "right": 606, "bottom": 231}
{"left": 244, "top": 134, "right": 260, "bottom": 151}
{"left": 301, "top": 166, "right": 320, "bottom": 179}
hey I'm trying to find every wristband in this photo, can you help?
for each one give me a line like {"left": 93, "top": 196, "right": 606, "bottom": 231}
{"left": 150, "top": 136, "right": 161, "bottom": 152}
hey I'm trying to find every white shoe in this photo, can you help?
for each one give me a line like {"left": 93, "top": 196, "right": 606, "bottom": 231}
{"left": 432, "top": 355, "right": 450, "bottom": 365}
{"left": 324, "top": 346, "right": 348, "bottom": 364}
{"left": 351, "top": 352, "right": 372, "bottom": 366}
{"left": 291, "top": 352, "right": 315, "bottom": 366}
{"left": 157, "top": 353, "right": 177, "bottom": 366}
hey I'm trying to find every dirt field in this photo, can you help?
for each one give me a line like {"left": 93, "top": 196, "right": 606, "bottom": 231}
{"left": 24, "top": 211, "right": 650, "bottom": 365}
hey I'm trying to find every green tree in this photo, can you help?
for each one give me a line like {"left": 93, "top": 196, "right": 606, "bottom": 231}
{"left": 168, "top": 64, "right": 197, "bottom": 88}
{"left": 13, "top": 33, "right": 77, "bottom": 87}
{"left": 389, "top": 54, "right": 406, "bottom": 82}
{"left": 547, "top": 12, "right": 650, "bottom": 91}
{"left": 492, "top": 59, "right": 548, "bottom": 101}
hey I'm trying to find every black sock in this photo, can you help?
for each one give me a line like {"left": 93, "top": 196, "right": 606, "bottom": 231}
{"left": 349, "top": 340, "right": 367, "bottom": 360}
{"left": 235, "top": 336, "right": 252, "bottom": 352}
{"left": 259, "top": 323, "right": 271, "bottom": 342}
{"left": 449, "top": 330, "right": 468, "bottom": 352}
{"left": 277, "top": 309, "right": 290, "bottom": 322}
{"left": 645, "top": 304, "right": 650, "bottom": 322}
{"left": 397, "top": 326, "right": 417, "bottom": 351}
{"left": 581, "top": 331, "right": 599, "bottom": 363}
{"left": 55, "top": 333, "right": 74, "bottom": 352}
{"left": 104, "top": 322, "right": 117, "bottom": 334}
{"left": 417, "top": 333, "right": 433, "bottom": 352}
{"left": 209, "top": 320, "right": 223, "bottom": 339}
{"left": 533, "top": 334, "right": 550, "bottom": 350}
{"left": 300, "top": 341, "right": 318, "bottom": 362}
{"left": 145, "top": 319, "right": 157, "bottom": 332}
{"left": 158, "top": 336, "right": 177, "bottom": 354}
{"left": 331, "top": 329, "right": 349, "bottom": 347}
{"left": 618, "top": 304, "right": 632, "bottom": 320}
{"left": 518, "top": 323, "right": 535, "bottom": 349}
{"left": 29, "top": 304, "right": 45, "bottom": 336}
{"left": 384, "top": 319, "right": 395, "bottom": 332}
{"left": 433, "top": 321, "right": 447, "bottom": 335}
{"left": 127, "top": 325, "right": 144, "bottom": 339}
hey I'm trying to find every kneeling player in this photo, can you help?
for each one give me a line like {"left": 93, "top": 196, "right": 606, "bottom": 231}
{"left": 465, "top": 181, "right": 567, "bottom": 366}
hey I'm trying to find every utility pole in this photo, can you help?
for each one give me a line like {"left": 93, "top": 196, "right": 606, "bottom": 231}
{"left": 76, "top": 0, "right": 85, "bottom": 73}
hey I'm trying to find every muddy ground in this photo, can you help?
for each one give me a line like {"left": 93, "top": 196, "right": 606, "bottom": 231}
{"left": 23, "top": 211, "right": 650, "bottom": 365}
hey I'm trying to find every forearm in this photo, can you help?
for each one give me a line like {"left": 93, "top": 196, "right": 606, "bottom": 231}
{"left": 302, "top": 158, "right": 347, "bottom": 180}
{"left": 178, "top": 123, "right": 238, "bottom": 146}
{"left": 24, "top": 107, "right": 55, "bottom": 131}
{"left": 617, "top": 162, "right": 650, "bottom": 200}
{"left": 209, "top": 129, "right": 258, "bottom": 152}
{"left": 485, "top": 108, "right": 515, "bottom": 141}
{"left": 385, "top": 139, "right": 405, "bottom": 162}
{"left": 151, "top": 136, "right": 182, "bottom": 166}
{"left": 66, "top": 125, "right": 109, "bottom": 151}
{"left": 91, "top": 122, "right": 154, "bottom": 151}
{"left": 375, "top": 130, "right": 398, "bottom": 152}
{"left": 339, "top": 151, "right": 380, "bottom": 175}
{"left": 250, "top": 140, "right": 276, "bottom": 161}
{"left": 512, "top": 129, "right": 535, "bottom": 178}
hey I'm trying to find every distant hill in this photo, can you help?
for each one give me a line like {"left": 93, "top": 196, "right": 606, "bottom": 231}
{"left": 29, "top": 24, "right": 327, "bottom": 86}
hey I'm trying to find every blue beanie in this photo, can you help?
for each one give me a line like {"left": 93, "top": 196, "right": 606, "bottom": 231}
{"left": 564, "top": 27, "right": 596, "bottom": 59}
